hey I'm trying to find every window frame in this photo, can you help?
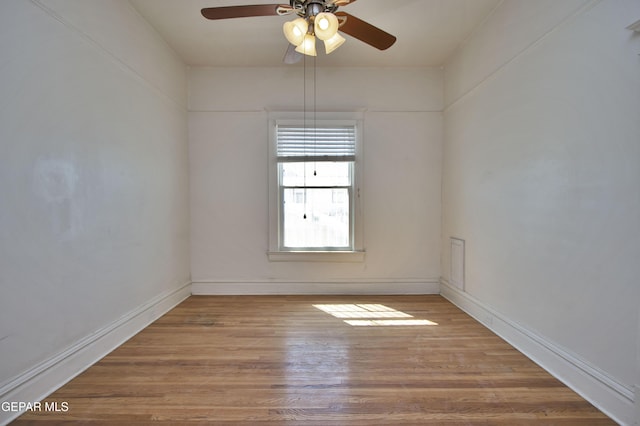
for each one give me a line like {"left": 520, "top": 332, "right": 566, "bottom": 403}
{"left": 267, "top": 111, "right": 364, "bottom": 262}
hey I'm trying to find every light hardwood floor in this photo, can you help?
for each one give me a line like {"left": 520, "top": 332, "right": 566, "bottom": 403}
{"left": 14, "top": 295, "right": 615, "bottom": 425}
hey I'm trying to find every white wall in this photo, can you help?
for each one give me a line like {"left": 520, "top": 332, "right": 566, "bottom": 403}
{"left": 189, "top": 67, "right": 442, "bottom": 293}
{"left": 442, "top": 0, "right": 640, "bottom": 423}
{"left": 0, "top": 0, "right": 189, "bottom": 413}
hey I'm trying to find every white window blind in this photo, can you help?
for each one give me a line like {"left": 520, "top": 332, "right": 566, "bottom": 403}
{"left": 276, "top": 124, "right": 356, "bottom": 162}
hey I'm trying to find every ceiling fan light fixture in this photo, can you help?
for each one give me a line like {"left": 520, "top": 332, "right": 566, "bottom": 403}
{"left": 314, "top": 12, "right": 339, "bottom": 40}
{"left": 324, "top": 32, "right": 345, "bottom": 54}
{"left": 283, "top": 17, "right": 308, "bottom": 46}
{"left": 295, "top": 33, "right": 317, "bottom": 56}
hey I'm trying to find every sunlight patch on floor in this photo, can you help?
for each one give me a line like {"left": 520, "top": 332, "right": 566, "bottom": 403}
{"left": 313, "top": 304, "right": 438, "bottom": 326}
{"left": 345, "top": 319, "right": 438, "bottom": 327}
{"left": 313, "top": 304, "right": 411, "bottom": 318}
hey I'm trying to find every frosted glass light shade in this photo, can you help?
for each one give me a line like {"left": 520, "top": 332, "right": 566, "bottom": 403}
{"left": 324, "top": 32, "right": 345, "bottom": 54}
{"left": 295, "top": 33, "right": 317, "bottom": 56}
{"left": 314, "top": 12, "right": 339, "bottom": 40}
{"left": 283, "top": 18, "right": 308, "bottom": 46}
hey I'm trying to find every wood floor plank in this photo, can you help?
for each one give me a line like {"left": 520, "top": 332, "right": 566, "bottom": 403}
{"left": 12, "top": 295, "right": 615, "bottom": 424}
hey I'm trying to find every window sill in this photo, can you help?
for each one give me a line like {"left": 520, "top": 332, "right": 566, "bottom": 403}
{"left": 267, "top": 250, "right": 365, "bottom": 263}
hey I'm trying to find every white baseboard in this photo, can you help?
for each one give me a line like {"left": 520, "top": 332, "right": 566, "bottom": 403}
{"left": 0, "top": 282, "right": 191, "bottom": 426}
{"left": 191, "top": 278, "right": 440, "bottom": 295}
{"left": 440, "top": 279, "right": 636, "bottom": 426}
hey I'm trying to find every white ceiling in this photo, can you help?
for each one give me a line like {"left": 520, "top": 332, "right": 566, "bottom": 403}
{"left": 130, "top": 0, "right": 500, "bottom": 67}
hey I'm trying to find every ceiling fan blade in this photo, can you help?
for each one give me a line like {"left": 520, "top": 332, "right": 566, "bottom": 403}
{"left": 283, "top": 44, "right": 303, "bottom": 64}
{"left": 284, "top": 44, "right": 303, "bottom": 64}
{"left": 335, "top": 12, "right": 396, "bottom": 50}
{"left": 201, "top": 4, "right": 291, "bottom": 20}
{"left": 328, "top": 0, "right": 357, "bottom": 6}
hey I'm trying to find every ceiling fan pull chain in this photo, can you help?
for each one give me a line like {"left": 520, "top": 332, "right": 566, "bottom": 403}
{"left": 303, "top": 52, "right": 308, "bottom": 219}
{"left": 313, "top": 53, "right": 317, "bottom": 177}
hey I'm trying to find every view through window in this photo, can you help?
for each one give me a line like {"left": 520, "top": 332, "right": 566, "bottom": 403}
{"left": 281, "top": 161, "right": 352, "bottom": 248}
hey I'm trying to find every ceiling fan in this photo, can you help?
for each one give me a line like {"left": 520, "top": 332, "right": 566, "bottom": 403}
{"left": 201, "top": 0, "right": 397, "bottom": 63}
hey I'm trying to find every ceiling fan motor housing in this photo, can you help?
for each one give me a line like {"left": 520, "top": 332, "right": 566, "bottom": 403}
{"left": 290, "top": 0, "right": 339, "bottom": 18}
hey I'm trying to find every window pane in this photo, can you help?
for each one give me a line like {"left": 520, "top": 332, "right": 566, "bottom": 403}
{"left": 281, "top": 162, "right": 351, "bottom": 187}
{"left": 283, "top": 188, "right": 350, "bottom": 248}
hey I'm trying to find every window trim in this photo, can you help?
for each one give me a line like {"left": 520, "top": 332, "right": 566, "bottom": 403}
{"left": 267, "top": 111, "right": 365, "bottom": 261}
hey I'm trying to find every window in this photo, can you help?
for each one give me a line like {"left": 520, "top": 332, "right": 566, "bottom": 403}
{"left": 278, "top": 124, "right": 354, "bottom": 249}
{"left": 268, "top": 112, "right": 364, "bottom": 261}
